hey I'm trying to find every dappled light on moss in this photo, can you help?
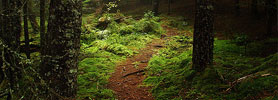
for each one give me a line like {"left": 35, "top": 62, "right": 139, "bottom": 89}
{"left": 145, "top": 35, "right": 278, "bottom": 99}
{"left": 77, "top": 12, "right": 164, "bottom": 99}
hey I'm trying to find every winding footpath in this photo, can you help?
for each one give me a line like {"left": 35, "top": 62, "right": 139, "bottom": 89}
{"left": 108, "top": 26, "right": 179, "bottom": 100}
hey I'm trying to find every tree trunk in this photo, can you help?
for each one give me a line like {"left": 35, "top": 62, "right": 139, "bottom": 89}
{"left": 27, "top": 0, "right": 39, "bottom": 33}
{"left": 0, "top": 0, "right": 3, "bottom": 84}
{"left": 40, "top": 0, "right": 45, "bottom": 56}
{"left": 266, "top": 0, "right": 277, "bottom": 36}
{"left": 235, "top": 0, "right": 240, "bottom": 16}
{"left": 40, "top": 0, "right": 82, "bottom": 99}
{"left": 192, "top": 0, "right": 214, "bottom": 72}
{"left": 1, "top": 0, "right": 22, "bottom": 100}
{"left": 0, "top": 0, "right": 2, "bottom": 36}
{"left": 251, "top": 0, "right": 258, "bottom": 16}
{"left": 2, "top": 0, "right": 21, "bottom": 49}
{"left": 153, "top": 0, "right": 159, "bottom": 16}
{"left": 24, "top": 0, "right": 31, "bottom": 59}
{"left": 168, "top": 0, "right": 171, "bottom": 14}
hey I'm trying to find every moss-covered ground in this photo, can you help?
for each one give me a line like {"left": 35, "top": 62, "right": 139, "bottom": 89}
{"left": 77, "top": 12, "right": 164, "bottom": 99}
{"left": 143, "top": 16, "right": 278, "bottom": 100}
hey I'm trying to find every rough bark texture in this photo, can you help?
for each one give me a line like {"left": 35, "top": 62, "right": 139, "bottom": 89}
{"left": 24, "top": 0, "right": 31, "bottom": 59}
{"left": 266, "top": 0, "right": 277, "bottom": 36}
{"left": 40, "top": 0, "right": 82, "bottom": 99}
{"left": 235, "top": 0, "right": 240, "bottom": 16}
{"left": 192, "top": 0, "right": 214, "bottom": 72}
{"left": 168, "top": 0, "right": 171, "bottom": 14}
{"left": 2, "top": 0, "right": 21, "bottom": 49}
{"left": 153, "top": 0, "right": 159, "bottom": 16}
{"left": 0, "top": 0, "right": 3, "bottom": 84}
{"left": 1, "top": 0, "right": 22, "bottom": 100}
{"left": 40, "top": 0, "right": 45, "bottom": 56}
{"left": 251, "top": 0, "right": 258, "bottom": 16}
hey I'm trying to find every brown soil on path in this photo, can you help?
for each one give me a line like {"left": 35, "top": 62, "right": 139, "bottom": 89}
{"left": 108, "top": 26, "right": 178, "bottom": 100}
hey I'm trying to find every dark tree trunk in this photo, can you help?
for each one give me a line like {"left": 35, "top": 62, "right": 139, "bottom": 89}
{"left": 40, "top": 0, "right": 45, "bottom": 56}
{"left": 0, "top": 0, "right": 3, "bottom": 84}
{"left": 235, "top": 0, "right": 240, "bottom": 16}
{"left": 2, "top": 0, "right": 21, "bottom": 49}
{"left": 153, "top": 0, "right": 160, "bottom": 16}
{"left": 168, "top": 0, "right": 171, "bottom": 14}
{"left": 24, "top": 0, "right": 31, "bottom": 59}
{"left": 192, "top": 0, "right": 214, "bottom": 72}
{"left": 1, "top": 0, "right": 22, "bottom": 100}
{"left": 251, "top": 0, "right": 258, "bottom": 16}
{"left": 40, "top": 0, "right": 82, "bottom": 99}
{"left": 0, "top": 0, "right": 2, "bottom": 36}
{"left": 266, "top": 0, "right": 277, "bottom": 36}
{"left": 27, "top": 0, "right": 39, "bottom": 33}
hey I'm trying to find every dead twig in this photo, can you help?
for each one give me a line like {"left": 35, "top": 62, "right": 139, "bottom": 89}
{"left": 225, "top": 73, "right": 272, "bottom": 93}
{"left": 122, "top": 69, "right": 146, "bottom": 78}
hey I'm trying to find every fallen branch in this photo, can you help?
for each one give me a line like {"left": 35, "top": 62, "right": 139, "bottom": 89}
{"left": 118, "top": 64, "right": 134, "bottom": 66}
{"left": 0, "top": 90, "right": 8, "bottom": 98}
{"left": 122, "top": 69, "right": 146, "bottom": 78}
{"left": 225, "top": 73, "right": 272, "bottom": 93}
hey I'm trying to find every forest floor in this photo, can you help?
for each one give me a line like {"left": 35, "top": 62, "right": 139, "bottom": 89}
{"left": 108, "top": 26, "right": 179, "bottom": 100}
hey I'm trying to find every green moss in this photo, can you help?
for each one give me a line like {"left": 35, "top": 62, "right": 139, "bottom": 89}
{"left": 78, "top": 12, "right": 163, "bottom": 99}
{"left": 144, "top": 35, "right": 193, "bottom": 100}
{"left": 145, "top": 37, "right": 278, "bottom": 100}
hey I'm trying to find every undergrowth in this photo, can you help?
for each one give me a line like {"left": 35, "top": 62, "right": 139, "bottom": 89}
{"left": 77, "top": 11, "right": 164, "bottom": 99}
{"left": 144, "top": 36, "right": 278, "bottom": 100}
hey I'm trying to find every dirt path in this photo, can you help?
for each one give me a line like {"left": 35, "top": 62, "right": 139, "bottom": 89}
{"left": 108, "top": 26, "right": 178, "bottom": 100}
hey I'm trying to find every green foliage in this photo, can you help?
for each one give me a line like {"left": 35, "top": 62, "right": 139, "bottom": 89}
{"left": 78, "top": 58, "right": 116, "bottom": 99}
{"left": 229, "top": 76, "right": 278, "bottom": 99}
{"left": 104, "top": 11, "right": 164, "bottom": 35}
{"left": 144, "top": 35, "right": 193, "bottom": 99}
{"left": 232, "top": 33, "right": 249, "bottom": 46}
{"left": 145, "top": 37, "right": 278, "bottom": 100}
{"left": 161, "top": 15, "right": 190, "bottom": 30}
{"left": 78, "top": 12, "right": 163, "bottom": 99}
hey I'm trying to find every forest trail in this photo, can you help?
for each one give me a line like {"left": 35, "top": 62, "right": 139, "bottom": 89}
{"left": 108, "top": 26, "right": 179, "bottom": 100}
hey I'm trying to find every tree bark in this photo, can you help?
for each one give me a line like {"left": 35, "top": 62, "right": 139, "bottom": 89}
{"left": 0, "top": 0, "right": 3, "bottom": 84}
{"left": 235, "top": 0, "right": 240, "bottom": 16}
{"left": 40, "top": 0, "right": 45, "bottom": 56}
{"left": 168, "top": 0, "right": 171, "bottom": 15}
{"left": 24, "top": 0, "right": 31, "bottom": 59}
{"left": 192, "top": 0, "right": 214, "bottom": 72}
{"left": 1, "top": 0, "right": 22, "bottom": 100}
{"left": 2, "top": 0, "right": 21, "bottom": 49}
{"left": 153, "top": 0, "right": 159, "bottom": 16}
{"left": 266, "top": 0, "right": 277, "bottom": 36}
{"left": 40, "top": 0, "right": 82, "bottom": 99}
{"left": 251, "top": 0, "right": 258, "bottom": 16}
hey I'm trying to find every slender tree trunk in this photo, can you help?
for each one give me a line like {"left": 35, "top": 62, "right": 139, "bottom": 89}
{"left": 24, "top": 0, "right": 30, "bottom": 59}
{"left": 2, "top": 0, "right": 21, "bottom": 49}
{"left": 266, "top": 0, "right": 277, "bottom": 36}
{"left": 267, "top": 0, "right": 276, "bottom": 36}
{"left": 153, "top": 0, "right": 159, "bottom": 16}
{"left": 192, "top": 0, "right": 214, "bottom": 72}
{"left": 1, "top": 0, "right": 22, "bottom": 100}
{"left": 235, "top": 0, "right": 240, "bottom": 16}
{"left": 27, "top": 0, "right": 39, "bottom": 33}
{"left": 168, "top": 0, "right": 171, "bottom": 14}
{"left": 0, "top": 0, "right": 3, "bottom": 84}
{"left": 251, "top": 0, "right": 258, "bottom": 14}
{"left": 40, "top": 0, "right": 82, "bottom": 99}
{"left": 0, "top": 0, "right": 2, "bottom": 36}
{"left": 251, "top": 0, "right": 259, "bottom": 17}
{"left": 40, "top": 0, "right": 45, "bottom": 56}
